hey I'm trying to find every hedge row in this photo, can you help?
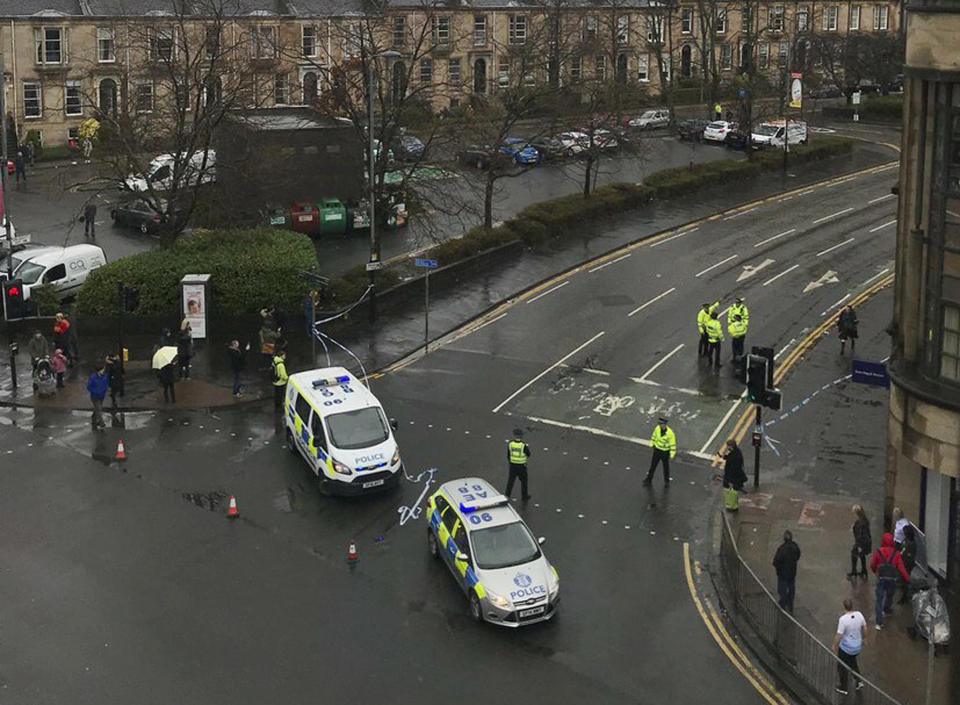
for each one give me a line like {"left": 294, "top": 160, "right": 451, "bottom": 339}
{"left": 823, "top": 95, "right": 903, "bottom": 123}
{"left": 77, "top": 228, "right": 318, "bottom": 316}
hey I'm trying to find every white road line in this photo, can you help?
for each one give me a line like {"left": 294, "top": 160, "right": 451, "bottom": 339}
{"left": 588, "top": 253, "right": 632, "bottom": 273}
{"left": 492, "top": 332, "right": 605, "bottom": 413}
{"left": 816, "top": 237, "right": 856, "bottom": 257}
{"left": 877, "top": 164, "right": 898, "bottom": 172}
{"left": 860, "top": 268, "right": 890, "bottom": 287}
{"left": 868, "top": 193, "right": 896, "bottom": 205}
{"left": 650, "top": 227, "right": 698, "bottom": 248}
{"left": 526, "top": 280, "right": 569, "bottom": 304}
{"left": 812, "top": 207, "right": 854, "bottom": 224}
{"left": 472, "top": 312, "right": 508, "bottom": 332}
{"left": 869, "top": 219, "right": 897, "bottom": 233}
{"left": 638, "top": 343, "right": 685, "bottom": 382}
{"left": 695, "top": 254, "right": 738, "bottom": 278}
{"left": 777, "top": 196, "right": 794, "bottom": 203}
{"left": 698, "top": 394, "right": 747, "bottom": 455}
{"left": 754, "top": 229, "right": 796, "bottom": 248}
{"left": 723, "top": 207, "right": 758, "bottom": 221}
{"left": 820, "top": 293, "right": 851, "bottom": 316}
{"left": 774, "top": 339, "right": 796, "bottom": 360}
{"left": 762, "top": 264, "right": 800, "bottom": 287}
{"left": 628, "top": 287, "right": 677, "bottom": 317}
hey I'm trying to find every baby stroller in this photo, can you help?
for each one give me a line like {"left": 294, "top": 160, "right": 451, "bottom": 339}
{"left": 33, "top": 357, "right": 57, "bottom": 398}
{"left": 906, "top": 567, "right": 950, "bottom": 655}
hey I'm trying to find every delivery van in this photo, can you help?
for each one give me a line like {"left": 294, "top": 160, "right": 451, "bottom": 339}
{"left": 9, "top": 244, "right": 107, "bottom": 300}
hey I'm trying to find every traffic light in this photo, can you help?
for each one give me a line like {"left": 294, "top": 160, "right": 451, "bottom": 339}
{"left": 745, "top": 354, "right": 768, "bottom": 403}
{"left": 3, "top": 279, "right": 25, "bottom": 320}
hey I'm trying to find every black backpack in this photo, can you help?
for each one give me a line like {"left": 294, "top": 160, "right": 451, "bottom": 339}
{"left": 878, "top": 550, "right": 898, "bottom": 580}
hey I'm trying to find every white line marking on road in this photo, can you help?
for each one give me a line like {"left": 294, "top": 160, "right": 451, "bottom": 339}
{"left": 816, "top": 237, "right": 855, "bottom": 257}
{"left": 526, "top": 280, "right": 569, "bottom": 304}
{"left": 868, "top": 193, "right": 896, "bottom": 205}
{"left": 472, "top": 312, "right": 508, "bottom": 332}
{"left": 777, "top": 196, "right": 794, "bottom": 203}
{"left": 588, "top": 253, "right": 632, "bottom": 272}
{"left": 762, "top": 264, "right": 800, "bottom": 287}
{"left": 724, "top": 207, "right": 758, "bottom": 221}
{"left": 736, "top": 259, "right": 776, "bottom": 281}
{"left": 628, "top": 287, "right": 677, "bottom": 317}
{"left": 820, "top": 294, "right": 851, "bottom": 316}
{"left": 527, "top": 415, "right": 708, "bottom": 461}
{"left": 860, "top": 268, "right": 890, "bottom": 287}
{"left": 774, "top": 339, "right": 796, "bottom": 361}
{"left": 869, "top": 219, "right": 897, "bottom": 233}
{"left": 492, "top": 331, "right": 605, "bottom": 413}
{"left": 754, "top": 229, "right": 796, "bottom": 248}
{"left": 698, "top": 394, "right": 747, "bottom": 455}
{"left": 830, "top": 177, "right": 856, "bottom": 187}
{"left": 650, "top": 227, "right": 699, "bottom": 248}
{"left": 812, "top": 207, "right": 854, "bottom": 224}
{"left": 638, "top": 344, "right": 685, "bottom": 382}
{"left": 695, "top": 255, "right": 738, "bottom": 278}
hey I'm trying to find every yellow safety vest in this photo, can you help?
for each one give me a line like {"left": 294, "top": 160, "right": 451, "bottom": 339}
{"left": 697, "top": 308, "right": 710, "bottom": 334}
{"left": 272, "top": 356, "right": 288, "bottom": 386}
{"left": 729, "top": 319, "right": 747, "bottom": 338}
{"left": 651, "top": 425, "right": 677, "bottom": 457}
{"left": 728, "top": 303, "right": 749, "bottom": 327}
{"left": 706, "top": 318, "right": 724, "bottom": 343}
{"left": 508, "top": 440, "right": 528, "bottom": 465}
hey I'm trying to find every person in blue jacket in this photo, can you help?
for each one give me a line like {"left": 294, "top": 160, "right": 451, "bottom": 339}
{"left": 87, "top": 362, "right": 109, "bottom": 430}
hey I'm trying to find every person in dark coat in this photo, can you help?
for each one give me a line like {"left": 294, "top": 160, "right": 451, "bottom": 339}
{"left": 773, "top": 530, "right": 802, "bottom": 613}
{"left": 158, "top": 363, "right": 176, "bottom": 403}
{"left": 838, "top": 305, "right": 859, "bottom": 355}
{"left": 177, "top": 319, "right": 193, "bottom": 379}
{"left": 83, "top": 200, "right": 98, "bottom": 238}
{"left": 721, "top": 439, "right": 747, "bottom": 491}
{"left": 849, "top": 504, "right": 872, "bottom": 579}
{"left": 13, "top": 150, "right": 26, "bottom": 187}
{"left": 897, "top": 524, "right": 918, "bottom": 604}
{"left": 227, "top": 339, "right": 250, "bottom": 398}
{"left": 105, "top": 353, "right": 124, "bottom": 408}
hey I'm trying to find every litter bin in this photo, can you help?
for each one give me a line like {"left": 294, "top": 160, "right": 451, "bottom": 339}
{"left": 263, "top": 206, "right": 289, "bottom": 229}
{"left": 316, "top": 198, "right": 348, "bottom": 236}
{"left": 290, "top": 201, "right": 320, "bottom": 235}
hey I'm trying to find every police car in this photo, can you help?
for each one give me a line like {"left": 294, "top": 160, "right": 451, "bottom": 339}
{"left": 284, "top": 367, "right": 402, "bottom": 495}
{"left": 426, "top": 477, "right": 559, "bottom": 626}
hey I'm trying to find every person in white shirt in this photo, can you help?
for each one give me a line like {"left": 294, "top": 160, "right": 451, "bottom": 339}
{"left": 833, "top": 598, "right": 867, "bottom": 695}
{"left": 892, "top": 507, "right": 910, "bottom": 550}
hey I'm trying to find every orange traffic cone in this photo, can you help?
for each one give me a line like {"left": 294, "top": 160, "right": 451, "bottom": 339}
{"left": 347, "top": 539, "right": 358, "bottom": 564}
{"left": 226, "top": 495, "right": 239, "bottom": 519}
{"left": 115, "top": 439, "right": 127, "bottom": 461}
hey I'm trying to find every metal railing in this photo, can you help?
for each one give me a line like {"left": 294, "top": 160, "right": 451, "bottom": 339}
{"left": 719, "top": 511, "right": 905, "bottom": 705}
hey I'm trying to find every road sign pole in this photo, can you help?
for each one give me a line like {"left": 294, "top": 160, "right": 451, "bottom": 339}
{"left": 753, "top": 404, "right": 762, "bottom": 489}
{"left": 424, "top": 269, "right": 429, "bottom": 354}
{"left": 1, "top": 54, "right": 18, "bottom": 393}
{"left": 311, "top": 290, "right": 317, "bottom": 364}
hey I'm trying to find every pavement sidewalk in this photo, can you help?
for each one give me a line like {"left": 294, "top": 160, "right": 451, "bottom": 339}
{"left": 722, "top": 287, "right": 949, "bottom": 705}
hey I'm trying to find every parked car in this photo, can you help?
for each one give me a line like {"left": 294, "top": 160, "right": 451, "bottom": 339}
{"left": 556, "top": 131, "right": 589, "bottom": 156}
{"left": 529, "top": 136, "right": 565, "bottom": 160}
{"left": 724, "top": 129, "right": 751, "bottom": 150}
{"left": 458, "top": 144, "right": 500, "bottom": 169}
{"left": 500, "top": 137, "right": 541, "bottom": 165}
{"left": 807, "top": 83, "right": 843, "bottom": 99}
{"left": 703, "top": 121, "right": 737, "bottom": 144}
{"left": 676, "top": 119, "right": 709, "bottom": 142}
{"left": 122, "top": 149, "right": 216, "bottom": 192}
{"left": 590, "top": 129, "right": 619, "bottom": 150}
{"left": 111, "top": 197, "right": 168, "bottom": 234}
{"left": 629, "top": 109, "right": 671, "bottom": 130}
{"left": 390, "top": 134, "right": 426, "bottom": 162}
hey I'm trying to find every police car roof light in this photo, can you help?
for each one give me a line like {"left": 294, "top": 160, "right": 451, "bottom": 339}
{"left": 312, "top": 375, "right": 351, "bottom": 388}
{"left": 459, "top": 495, "right": 509, "bottom": 514}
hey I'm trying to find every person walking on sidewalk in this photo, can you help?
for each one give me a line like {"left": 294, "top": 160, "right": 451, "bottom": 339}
{"left": 105, "top": 353, "right": 124, "bottom": 408}
{"left": 848, "top": 504, "right": 872, "bottom": 579}
{"left": 86, "top": 363, "right": 109, "bottom": 430}
{"left": 838, "top": 305, "right": 858, "bottom": 355}
{"left": 177, "top": 319, "right": 193, "bottom": 379}
{"left": 227, "top": 340, "right": 250, "bottom": 398}
{"left": 720, "top": 439, "right": 747, "bottom": 511}
{"left": 869, "top": 532, "right": 910, "bottom": 629}
{"left": 773, "top": 531, "right": 801, "bottom": 613}
{"left": 13, "top": 150, "right": 26, "bottom": 188}
{"left": 272, "top": 349, "right": 288, "bottom": 410}
{"left": 897, "top": 524, "right": 918, "bottom": 604}
{"left": 53, "top": 313, "right": 71, "bottom": 363}
{"left": 51, "top": 348, "right": 67, "bottom": 388}
{"left": 643, "top": 417, "right": 676, "bottom": 486}
{"left": 833, "top": 598, "right": 867, "bottom": 696}
{"left": 892, "top": 507, "right": 910, "bottom": 550}
{"left": 505, "top": 428, "right": 532, "bottom": 501}
{"left": 27, "top": 330, "right": 49, "bottom": 370}
{"left": 158, "top": 363, "right": 177, "bottom": 403}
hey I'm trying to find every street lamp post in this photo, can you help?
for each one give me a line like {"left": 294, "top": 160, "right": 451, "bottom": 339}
{"left": 366, "top": 50, "right": 401, "bottom": 324}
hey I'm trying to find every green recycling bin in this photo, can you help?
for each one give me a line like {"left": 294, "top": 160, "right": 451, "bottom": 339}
{"left": 315, "top": 198, "right": 348, "bottom": 236}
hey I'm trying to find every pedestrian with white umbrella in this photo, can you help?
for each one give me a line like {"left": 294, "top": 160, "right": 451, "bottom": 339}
{"left": 152, "top": 346, "right": 178, "bottom": 403}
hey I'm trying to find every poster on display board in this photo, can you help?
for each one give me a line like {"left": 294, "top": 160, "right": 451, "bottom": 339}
{"left": 180, "top": 274, "right": 211, "bottom": 339}
{"left": 789, "top": 71, "right": 803, "bottom": 109}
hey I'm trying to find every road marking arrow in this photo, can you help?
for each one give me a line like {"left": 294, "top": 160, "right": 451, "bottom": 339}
{"left": 736, "top": 258, "right": 776, "bottom": 282}
{"left": 802, "top": 270, "right": 840, "bottom": 293}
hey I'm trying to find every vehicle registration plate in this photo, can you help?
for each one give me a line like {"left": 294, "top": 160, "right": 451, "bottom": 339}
{"left": 298, "top": 215, "right": 312, "bottom": 222}
{"left": 362, "top": 479, "right": 385, "bottom": 488}
{"left": 518, "top": 606, "right": 545, "bottom": 618}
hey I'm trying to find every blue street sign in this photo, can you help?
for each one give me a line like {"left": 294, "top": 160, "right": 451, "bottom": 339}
{"left": 414, "top": 258, "right": 438, "bottom": 268}
{"left": 737, "top": 88, "right": 747, "bottom": 99}
{"left": 851, "top": 359, "right": 889, "bottom": 388}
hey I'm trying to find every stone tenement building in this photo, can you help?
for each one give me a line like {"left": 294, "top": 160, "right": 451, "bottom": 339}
{"left": 1, "top": 0, "right": 900, "bottom": 148}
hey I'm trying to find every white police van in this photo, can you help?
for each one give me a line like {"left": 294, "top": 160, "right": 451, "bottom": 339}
{"left": 284, "top": 367, "right": 402, "bottom": 495}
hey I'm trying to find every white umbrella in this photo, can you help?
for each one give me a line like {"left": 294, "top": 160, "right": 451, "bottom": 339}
{"left": 152, "top": 346, "right": 178, "bottom": 369}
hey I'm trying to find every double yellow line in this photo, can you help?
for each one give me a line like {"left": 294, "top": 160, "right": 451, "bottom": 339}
{"left": 683, "top": 543, "right": 793, "bottom": 705}
{"left": 711, "top": 271, "right": 895, "bottom": 465}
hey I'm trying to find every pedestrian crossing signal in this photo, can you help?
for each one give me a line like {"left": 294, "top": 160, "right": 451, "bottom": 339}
{"left": 3, "top": 279, "right": 25, "bottom": 320}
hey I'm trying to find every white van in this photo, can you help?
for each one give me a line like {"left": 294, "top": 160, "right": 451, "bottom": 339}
{"left": 9, "top": 244, "right": 107, "bottom": 300}
{"left": 284, "top": 367, "right": 402, "bottom": 495}
{"left": 123, "top": 149, "right": 216, "bottom": 193}
{"left": 751, "top": 120, "right": 808, "bottom": 148}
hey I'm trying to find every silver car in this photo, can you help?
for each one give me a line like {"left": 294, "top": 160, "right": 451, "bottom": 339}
{"left": 426, "top": 477, "right": 560, "bottom": 627}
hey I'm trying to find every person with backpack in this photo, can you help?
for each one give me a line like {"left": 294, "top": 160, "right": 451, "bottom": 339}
{"left": 272, "top": 349, "right": 288, "bottom": 410}
{"left": 869, "top": 532, "right": 910, "bottom": 629}
{"left": 838, "top": 305, "right": 858, "bottom": 355}
{"left": 848, "top": 504, "right": 872, "bottom": 579}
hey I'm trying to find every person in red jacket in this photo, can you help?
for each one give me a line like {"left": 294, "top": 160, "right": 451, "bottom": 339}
{"left": 869, "top": 532, "right": 910, "bottom": 629}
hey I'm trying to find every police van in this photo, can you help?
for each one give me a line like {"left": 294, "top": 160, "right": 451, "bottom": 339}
{"left": 426, "top": 477, "right": 559, "bottom": 627}
{"left": 284, "top": 367, "right": 402, "bottom": 495}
